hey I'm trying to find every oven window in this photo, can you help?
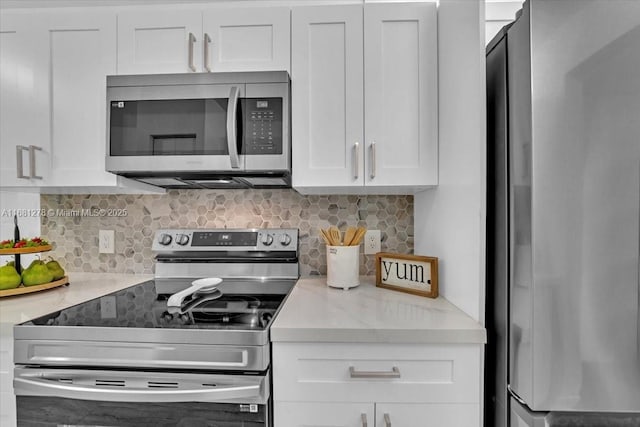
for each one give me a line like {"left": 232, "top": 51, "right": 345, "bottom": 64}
{"left": 17, "top": 397, "right": 267, "bottom": 427}
{"left": 109, "top": 99, "right": 233, "bottom": 157}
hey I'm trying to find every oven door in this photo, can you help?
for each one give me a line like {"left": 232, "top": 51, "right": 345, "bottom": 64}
{"left": 106, "top": 83, "right": 246, "bottom": 174}
{"left": 14, "top": 367, "right": 269, "bottom": 426}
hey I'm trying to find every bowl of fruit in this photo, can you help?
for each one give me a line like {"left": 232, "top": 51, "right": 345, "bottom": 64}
{"left": 0, "top": 257, "right": 68, "bottom": 296}
{"left": 0, "top": 237, "right": 52, "bottom": 254}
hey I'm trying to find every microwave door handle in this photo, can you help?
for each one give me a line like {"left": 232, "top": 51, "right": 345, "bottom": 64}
{"left": 226, "top": 86, "right": 241, "bottom": 169}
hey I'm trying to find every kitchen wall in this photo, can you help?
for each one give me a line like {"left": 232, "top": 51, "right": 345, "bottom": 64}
{"left": 414, "top": 0, "right": 486, "bottom": 323}
{"left": 485, "top": 0, "right": 523, "bottom": 44}
{"left": 40, "top": 190, "right": 413, "bottom": 276}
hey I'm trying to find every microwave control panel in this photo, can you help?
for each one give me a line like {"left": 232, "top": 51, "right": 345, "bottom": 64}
{"left": 244, "top": 98, "right": 283, "bottom": 155}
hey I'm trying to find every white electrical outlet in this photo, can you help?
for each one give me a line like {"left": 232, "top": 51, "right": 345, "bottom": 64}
{"left": 364, "top": 230, "right": 381, "bottom": 255}
{"left": 99, "top": 229, "right": 115, "bottom": 254}
{"left": 100, "top": 296, "right": 117, "bottom": 319}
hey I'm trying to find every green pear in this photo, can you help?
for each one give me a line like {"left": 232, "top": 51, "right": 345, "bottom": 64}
{"left": 21, "top": 260, "right": 54, "bottom": 286}
{"left": 46, "top": 259, "right": 65, "bottom": 280}
{"left": 0, "top": 263, "right": 22, "bottom": 290}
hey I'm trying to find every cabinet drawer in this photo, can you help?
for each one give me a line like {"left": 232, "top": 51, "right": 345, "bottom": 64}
{"left": 273, "top": 343, "right": 480, "bottom": 404}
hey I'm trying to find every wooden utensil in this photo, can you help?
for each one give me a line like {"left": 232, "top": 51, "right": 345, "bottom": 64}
{"left": 329, "top": 226, "right": 342, "bottom": 246}
{"left": 343, "top": 226, "right": 357, "bottom": 246}
{"left": 351, "top": 226, "right": 367, "bottom": 245}
{"left": 319, "top": 228, "right": 332, "bottom": 245}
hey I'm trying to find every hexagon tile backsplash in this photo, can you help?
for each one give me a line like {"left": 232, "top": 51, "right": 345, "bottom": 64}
{"left": 41, "top": 190, "right": 413, "bottom": 276}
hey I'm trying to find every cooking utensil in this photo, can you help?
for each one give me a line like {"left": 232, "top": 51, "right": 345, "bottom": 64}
{"left": 168, "top": 288, "right": 224, "bottom": 314}
{"left": 167, "top": 277, "right": 223, "bottom": 308}
{"left": 320, "top": 226, "right": 367, "bottom": 246}
{"left": 343, "top": 226, "right": 357, "bottom": 246}
{"left": 319, "top": 228, "right": 332, "bottom": 245}
{"left": 14, "top": 215, "right": 21, "bottom": 274}
{"left": 351, "top": 226, "right": 367, "bottom": 245}
{"left": 329, "top": 226, "right": 342, "bottom": 246}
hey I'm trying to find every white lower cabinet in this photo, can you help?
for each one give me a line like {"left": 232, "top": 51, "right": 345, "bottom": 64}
{"left": 275, "top": 402, "right": 478, "bottom": 427}
{"left": 273, "top": 342, "right": 481, "bottom": 427}
{"left": 376, "top": 403, "right": 478, "bottom": 427}
{"left": 275, "top": 402, "right": 374, "bottom": 427}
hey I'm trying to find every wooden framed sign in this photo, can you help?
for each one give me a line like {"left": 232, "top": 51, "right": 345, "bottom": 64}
{"left": 375, "top": 252, "right": 438, "bottom": 298}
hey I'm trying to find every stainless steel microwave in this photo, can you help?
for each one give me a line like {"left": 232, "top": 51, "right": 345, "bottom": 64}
{"left": 105, "top": 71, "right": 290, "bottom": 189}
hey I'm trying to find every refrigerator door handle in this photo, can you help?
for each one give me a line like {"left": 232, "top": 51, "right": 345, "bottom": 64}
{"left": 508, "top": 384, "right": 527, "bottom": 406}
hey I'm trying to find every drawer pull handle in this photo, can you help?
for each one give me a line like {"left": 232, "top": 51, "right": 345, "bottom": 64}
{"left": 361, "top": 413, "right": 368, "bottom": 427}
{"left": 384, "top": 413, "right": 392, "bottom": 427}
{"left": 348, "top": 366, "right": 400, "bottom": 379}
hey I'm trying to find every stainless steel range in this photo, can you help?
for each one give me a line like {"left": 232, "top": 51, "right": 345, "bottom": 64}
{"left": 13, "top": 228, "right": 299, "bottom": 427}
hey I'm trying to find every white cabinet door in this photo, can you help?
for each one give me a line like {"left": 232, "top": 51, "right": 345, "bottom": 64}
{"left": 117, "top": 9, "right": 202, "bottom": 74}
{"left": 375, "top": 403, "right": 479, "bottom": 427}
{"left": 202, "top": 7, "right": 290, "bottom": 72}
{"left": 275, "top": 402, "right": 374, "bottom": 427}
{"left": 273, "top": 342, "right": 480, "bottom": 404}
{"left": 364, "top": 3, "right": 438, "bottom": 188}
{"left": 291, "top": 5, "right": 364, "bottom": 191}
{"left": 0, "top": 13, "right": 49, "bottom": 188}
{"left": 0, "top": 323, "right": 16, "bottom": 427}
{"left": 44, "top": 11, "right": 120, "bottom": 186}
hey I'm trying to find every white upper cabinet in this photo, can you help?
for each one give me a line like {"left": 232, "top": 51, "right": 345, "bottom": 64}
{"left": 290, "top": 5, "right": 364, "bottom": 189}
{"left": 117, "top": 9, "right": 203, "bottom": 74}
{"left": 0, "top": 9, "right": 160, "bottom": 193}
{"left": 0, "top": 13, "right": 49, "bottom": 188}
{"left": 202, "top": 7, "right": 290, "bottom": 72}
{"left": 44, "top": 11, "right": 120, "bottom": 187}
{"left": 117, "top": 6, "right": 290, "bottom": 74}
{"left": 292, "top": 3, "right": 438, "bottom": 195}
{"left": 364, "top": 3, "right": 438, "bottom": 188}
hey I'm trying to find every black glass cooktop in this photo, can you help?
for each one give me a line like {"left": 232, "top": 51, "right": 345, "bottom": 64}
{"left": 23, "top": 279, "right": 292, "bottom": 331}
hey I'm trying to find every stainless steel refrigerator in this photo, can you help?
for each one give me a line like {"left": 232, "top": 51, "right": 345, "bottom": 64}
{"left": 485, "top": 1, "right": 640, "bottom": 426}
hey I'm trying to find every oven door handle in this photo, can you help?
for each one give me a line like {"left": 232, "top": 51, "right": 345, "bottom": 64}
{"left": 14, "top": 376, "right": 261, "bottom": 403}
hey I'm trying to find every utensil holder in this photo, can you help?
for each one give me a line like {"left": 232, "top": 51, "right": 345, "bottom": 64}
{"left": 326, "top": 245, "right": 360, "bottom": 290}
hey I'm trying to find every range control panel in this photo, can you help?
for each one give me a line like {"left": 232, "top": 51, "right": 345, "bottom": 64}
{"left": 152, "top": 228, "right": 298, "bottom": 252}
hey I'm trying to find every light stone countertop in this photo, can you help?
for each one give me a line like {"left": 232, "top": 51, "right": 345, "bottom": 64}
{"left": 0, "top": 272, "right": 153, "bottom": 325}
{"left": 271, "top": 276, "right": 486, "bottom": 344}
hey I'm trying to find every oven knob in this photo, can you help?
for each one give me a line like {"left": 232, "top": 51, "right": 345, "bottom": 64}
{"left": 262, "top": 234, "right": 274, "bottom": 246}
{"left": 280, "top": 234, "right": 292, "bottom": 246}
{"left": 158, "top": 233, "right": 172, "bottom": 246}
{"left": 175, "top": 234, "right": 190, "bottom": 246}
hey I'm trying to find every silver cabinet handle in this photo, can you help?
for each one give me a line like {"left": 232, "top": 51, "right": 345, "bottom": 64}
{"left": 16, "top": 145, "right": 43, "bottom": 179}
{"left": 188, "top": 32, "right": 196, "bottom": 72}
{"left": 384, "top": 413, "right": 391, "bottom": 427}
{"left": 369, "top": 141, "right": 376, "bottom": 179}
{"left": 361, "top": 413, "right": 368, "bottom": 427}
{"left": 14, "top": 376, "right": 260, "bottom": 403}
{"left": 226, "top": 86, "right": 240, "bottom": 169}
{"left": 349, "top": 366, "right": 400, "bottom": 379}
{"left": 353, "top": 141, "right": 360, "bottom": 179}
{"left": 28, "top": 145, "right": 42, "bottom": 179}
{"left": 16, "top": 145, "right": 28, "bottom": 179}
{"left": 204, "top": 33, "right": 212, "bottom": 72}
